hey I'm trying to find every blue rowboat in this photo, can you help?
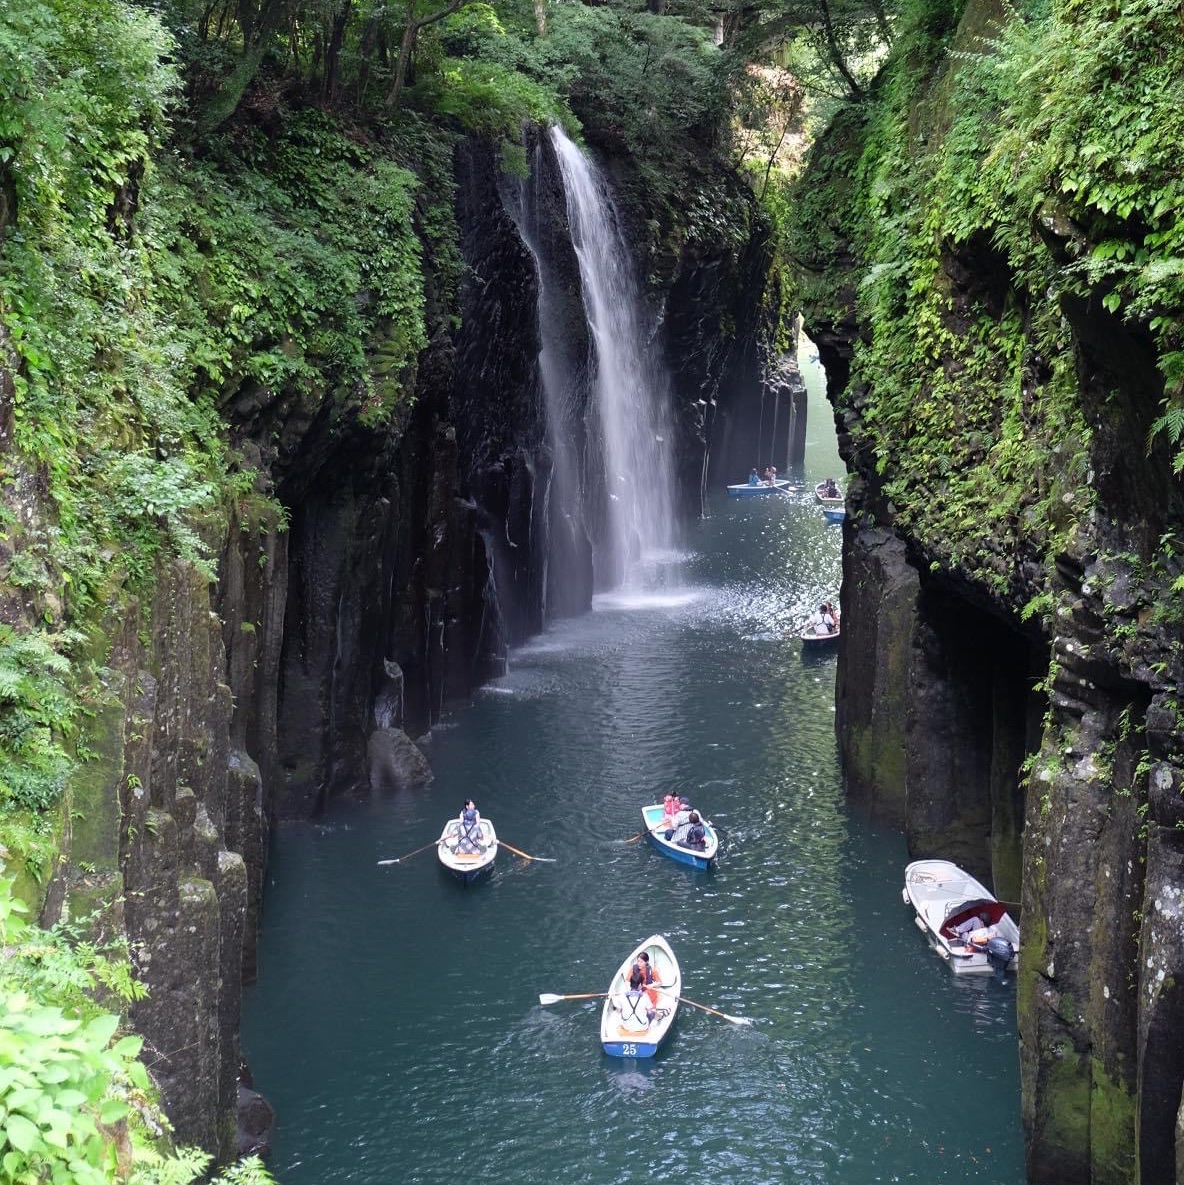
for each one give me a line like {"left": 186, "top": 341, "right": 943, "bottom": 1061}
{"left": 600, "top": 934, "right": 681, "bottom": 1058}
{"left": 726, "top": 479, "right": 792, "bottom": 497}
{"left": 641, "top": 804, "right": 718, "bottom": 871}
{"left": 822, "top": 506, "right": 846, "bottom": 523}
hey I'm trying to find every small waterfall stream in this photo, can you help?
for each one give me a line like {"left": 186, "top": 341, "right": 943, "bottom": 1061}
{"left": 550, "top": 126, "right": 676, "bottom": 588}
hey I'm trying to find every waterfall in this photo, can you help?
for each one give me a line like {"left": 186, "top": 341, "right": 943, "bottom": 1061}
{"left": 505, "top": 135, "right": 595, "bottom": 620}
{"left": 549, "top": 126, "right": 676, "bottom": 588}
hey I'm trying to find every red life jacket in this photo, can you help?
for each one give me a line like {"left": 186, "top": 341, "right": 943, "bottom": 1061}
{"left": 629, "top": 959, "right": 653, "bottom": 989}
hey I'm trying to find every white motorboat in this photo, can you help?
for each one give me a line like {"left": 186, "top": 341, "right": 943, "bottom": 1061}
{"left": 902, "top": 859, "right": 1019, "bottom": 975}
{"left": 599, "top": 934, "right": 681, "bottom": 1057}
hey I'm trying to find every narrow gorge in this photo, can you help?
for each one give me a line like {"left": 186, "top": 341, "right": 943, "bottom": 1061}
{"left": 0, "top": 0, "right": 1180, "bottom": 1181}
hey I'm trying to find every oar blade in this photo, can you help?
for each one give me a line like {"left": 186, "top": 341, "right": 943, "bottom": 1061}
{"left": 725, "top": 1015, "right": 755, "bottom": 1027}
{"left": 377, "top": 859, "right": 399, "bottom": 865}
{"left": 538, "top": 993, "right": 565, "bottom": 1005}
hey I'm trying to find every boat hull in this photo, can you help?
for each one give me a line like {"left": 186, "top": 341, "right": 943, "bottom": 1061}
{"left": 437, "top": 818, "right": 498, "bottom": 885}
{"left": 641, "top": 804, "right": 717, "bottom": 870}
{"left": 822, "top": 507, "right": 846, "bottom": 523}
{"left": 727, "top": 480, "right": 792, "bottom": 497}
{"left": 800, "top": 628, "right": 840, "bottom": 646}
{"left": 903, "top": 859, "right": 1020, "bottom": 975}
{"left": 600, "top": 934, "right": 681, "bottom": 1058}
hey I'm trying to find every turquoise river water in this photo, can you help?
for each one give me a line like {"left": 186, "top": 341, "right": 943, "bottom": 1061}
{"left": 242, "top": 363, "right": 1025, "bottom": 1185}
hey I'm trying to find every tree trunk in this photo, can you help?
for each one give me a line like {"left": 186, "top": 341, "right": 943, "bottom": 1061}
{"left": 386, "top": 6, "right": 419, "bottom": 113}
{"left": 323, "top": 0, "right": 352, "bottom": 103}
{"left": 385, "top": 0, "right": 469, "bottom": 112}
{"left": 816, "top": 0, "right": 863, "bottom": 100}
{"left": 533, "top": 0, "right": 547, "bottom": 35}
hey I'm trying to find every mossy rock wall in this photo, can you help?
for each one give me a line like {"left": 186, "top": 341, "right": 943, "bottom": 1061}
{"left": 793, "top": 0, "right": 1184, "bottom": 1177}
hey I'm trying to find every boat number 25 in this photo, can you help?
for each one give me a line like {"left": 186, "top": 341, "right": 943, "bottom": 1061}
{"left": 622, "top": 1044, "right": 638, "bottom": 1056}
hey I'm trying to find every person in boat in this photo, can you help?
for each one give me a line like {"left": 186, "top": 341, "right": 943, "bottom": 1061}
{"left": 824, "top": 601, "right": 840, "bottom": 631}
{"left": 665, "top": 797, "right": 694, "bottom": 842}
{"left": 808, "top": 604, "right": 837, "bottom": 637}
{"left": 681, "top": 812, "right": 707, "bottom": 851}
{"left": 661, "top": 792, "right": 681, "bottom": 827}
{"left": 628, "top": 951, "right": 662, "bottom": 1020}
{"left": 455, "top": 799, "right": 483, "bottom": 854}
{"left": 823, "top": 478, "right": 839, "bottom": 498}
{"left": 766, "top": 465, "right": 778, "bottom": 487}
{"left": 954, "top": 913, "right": 989, "bottom": 944}
{"left": 748, "top": 468, "right": 760, "bottom": 486}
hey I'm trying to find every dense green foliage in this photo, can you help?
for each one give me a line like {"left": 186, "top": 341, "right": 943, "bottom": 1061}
{"left": 780, "top": 0, "right": 1182, "bottom": 603}
{"left": 0, "top": 0, "right": 774, "bottom": 867}
{"left": 0, "top": 874, "right": 275, "bottom": 1183}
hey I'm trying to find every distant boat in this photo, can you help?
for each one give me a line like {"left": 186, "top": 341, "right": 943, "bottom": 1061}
{"left": 641, "top": 803, "right": 718, "bottom": 870}
{"left": 822, "top": 506, "right": 846, "bottom": 523}
{"left": 600, "top": 934, "right": 681, "bottom": 1057}
{"left": 437, "top": 816, "right": 498, "bottom": 885}
{"left": 815, "top": 481, "right": 843, "bottom": 506}
{"left": 902, "top": 859, "right": 1019, "bottom": 976}
{"left": 727, "top": 479, "right": 792, "bottom": 497}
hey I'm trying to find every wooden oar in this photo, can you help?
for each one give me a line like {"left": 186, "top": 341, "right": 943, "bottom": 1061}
{"left": 654, "top": 985, "right": 753, "bottom": 1023}
{"left": 376, "top": 839, "right": 438, "bottom": 866}
{"left": 540, "top": 989, "right": 752, "bottom": 1026}
{"left": 499, "top": 840, "right": 556, "bottom": 863}
{"left": 624, "top": 826, "right": 666, "bottom": 844}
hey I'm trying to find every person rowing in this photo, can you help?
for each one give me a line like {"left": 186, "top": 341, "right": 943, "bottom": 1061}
{"left": 455, "top": 799, "right": 484, "bottom": 853}
{"left": 627, "top": 951, "right": 662, "bottom": 1021}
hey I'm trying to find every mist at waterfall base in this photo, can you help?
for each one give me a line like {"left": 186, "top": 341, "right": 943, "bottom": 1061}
{"left": 242, "top": 355, "right": 1024, "bottom": 1185}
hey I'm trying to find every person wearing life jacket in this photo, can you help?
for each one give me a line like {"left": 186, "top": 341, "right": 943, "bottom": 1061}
{"left": 628, "top": 951, "right": 661, "bottom": 1018}
{"left": 456, "top": 799, "right": 482, "bottom": 854}
{"left": 661, "top": 793, "right": 681, "bottom": 827}
{"left": 665, "top": 797, "right": 693, "bottom": 842}
{"left": 682, "top": 812, "right": 707, "bottom": 851}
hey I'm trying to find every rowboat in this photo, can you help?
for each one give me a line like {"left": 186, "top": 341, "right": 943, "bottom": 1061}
{"left": 800, "top": 624, "right": 840, "bottom": 646}
{"left": 822, "top": 506, "right": 846, "bottom": 523}
{"left": 600, "top": 934, "right": 681, "bottom": 1057}
{"left": 727, "top": 479, "right": 793, "bottom": 497}
{"left": 902, "top": 859, "right": 1019, "bottom": 976}
{"left": 641, "top": 803, "right": 718, "bottom": 870}
{"left": 437, "top": 816, "right": 498, "bottom": 885}
{"left": 815, "top": 481, "right": 843, "bottom": 506}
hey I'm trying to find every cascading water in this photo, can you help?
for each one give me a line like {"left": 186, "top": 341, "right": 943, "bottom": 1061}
{"left": 549, "top": 126, "right": 676, "bottom": 588}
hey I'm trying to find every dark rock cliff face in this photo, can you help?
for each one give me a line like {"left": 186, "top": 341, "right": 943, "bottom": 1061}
{"left": 662, "top": 221, "right": 777, "bottom": 508}
{"left": 800, "top": 10, "right": 1184, "bottom": 1178}
{"left": 819, "top": 284, "right": 1183, "bottom": 1184}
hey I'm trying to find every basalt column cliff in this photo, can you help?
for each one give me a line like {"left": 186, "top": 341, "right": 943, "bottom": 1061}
{"left": 790, "top": 0, "right": 1184, "bottom": 1181}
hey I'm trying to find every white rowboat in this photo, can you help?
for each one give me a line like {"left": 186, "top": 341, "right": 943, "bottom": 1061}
{"left": 600, "top": 934, "right": 681, "bottom": 1057}
{"left": 437, "top": 817, "right": 498, "bottom": 885}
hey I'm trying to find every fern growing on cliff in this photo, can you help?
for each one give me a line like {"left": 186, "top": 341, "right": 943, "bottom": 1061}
{"left": 0, "top": 874, "right": 276, "bottom": 1185}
